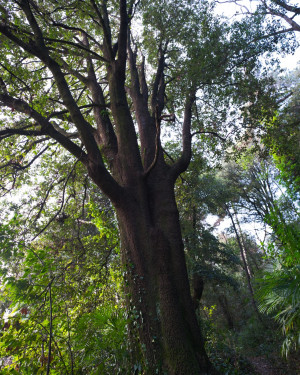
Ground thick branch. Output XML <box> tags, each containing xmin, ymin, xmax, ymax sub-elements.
<box><xmin>262</xmin><ymin>0</ymin><xmax>300</xmax><ymax>31</ymax></box>
<box><xmin>144</xmin><ymin>106</ymin><xmax>161</xmax><ymax>176</ymax></box>
<box><xmin>90</xmin><ymin>0</ymin><xmax>114</xmax><ymax>60</ymax></box>
<box><xmin>170</xmin><ymin>90</ymin><xmax>196</xmax><ymax>181</ymax></box>
<box><xmin>269</xmin><ymin>0</ymin><xmax>300</xmax><ymax>14</ymax></box>
<box><xmin>151</xmin><ymin>45</ymin><xmax>167</xmax><ymax>117</ymax></box>
<box><xmin>118</xmin><ymin>0</ymin><xmax>129</xmax><ymax>70</ymax></box>
<box><xmin>1</xmin><ymin>3</ymin><xmax>129</xmax><ymax>203</ymax></box>
<box><xmin>0</xmin><ymin>23</ymin><xmax>99</xmax><ymax>161</ymax></box>
<box><xmin>83</xmin><ymin>33</ymin><xmax>118</xmax><ymax>159</ymax></box>
<box><xmin>139</xmin><ymin>56</ymin><xmax>149</xmax><ymax>101</ymax></box>
<box><xmin>19</xmin><ymin>0</ymin><xmax>46</xmax><ymax>49</ymax></box>
<box><xmin>0</xmin><ymin>93</ymin><xmax>86</xmax><ymax>161</ymax></box>
<box><xmin>127</xmin><ymin>34</ymin><xmax>155</xmax><ymax>168</ymax></box>
<box><xmin>0</xmin><ymin>92</ymin><xmax>123</xmax><ymax>203</ymax></box>
<box><xmin>1</xmin><ymin>8</ymin><xmax>105</xmax><ymax>162</ymax></box>
<box><xmin>0</xmin><ymin>127</ymin><xmax>43</xmax><ymax>138</ymax></box>
<box><xmin>0</xmin><ymin>23</ymin><xmax>39</xmax><ymax>56</ymax></box>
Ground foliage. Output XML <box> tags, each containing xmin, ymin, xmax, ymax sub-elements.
<box><xmin>176</xmin><ymin>163</ymin><xmax>242</xmax><ymax>306</ymax></box>
<box><xmin>263</xmin><ymin>69</ymin><xmax>300</xmax><ymax>195</ymax></box>
<box><xmin>257</xmin><ymin>264</ymin><xmax>300</xmax><ymax>356</ymax></box>
<box><xmin>0</xmin><ymin>194</ymin><xmax>131</xmax><ymax>374</ymax></box>
<box><xmin>203</xmin><ymin>305</ymin><xmax>259</xmax><ymax>375</ymax></box>
<box><xmin>220</xmin><ymin>150</ymin><xmax>300</xmax><ymax>356</ymax></box>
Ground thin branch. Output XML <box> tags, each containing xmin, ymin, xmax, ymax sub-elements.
<box><xmin>46</xmin><ymin>283</ymin><xmax>53</xmax><ymax>375</ymax></box>
<box><xmin>36</xmin><ymin>317</ymin><xmax>69</xmax><ymax>374</ymax></box>
<box><xmin>276</xmin><ymin>91</ymin><xmax>293</xmax><ymax>104</ymax></box>
<box><xmin>226</xmin><ymin>203</ymin><xmax>264</xmax><ymax>323</ymax></box>
<box><xmin>8</xmin><ymin>145</ymin><xmax>49</xmax><ymax>172</ymax></box>
<box><xmin>33</xmin><ymin>177</ymin><xmax>64</xmax><ymax>223</ymax></box>
<box><xmin>44</xmin><ymin>37</ymin><xmax>108</xmax><ymax>62</ymax></box>
<box><xmin>47</xmin><ymin>104</ymin><xmax>110</xmax><ymax>120</ymax></box>
<box><xmin>0</xmin><ymin>63</ymin><xmax>32</xmax><ymax>94</ymax></box>
<box><xmin>191</xmin><ymin>130</ymin><xmax>226</xmax><ymax>142</ymax></box>
<box><xmin>65</xmin><ymin>305</ymin><xmax>74</xmax><ymax>375</ymax></box>
<box><xmin>50</xmin><ymin>21</ymin><xmax>104</xmax><ymax>50</ymax></box>
<box><xmin>162</xmin><ymin>148</ymin><xmax>175</xmax><ymax>163</ymax></box>
<box><xmin>89</xmin><ymin>0</ymin><xmax>113</xmax><ymax>60</ymax></box>
<box><xmin>31</xmin><ymin>160</ymin><xmax>80</xmax><ymax>242</ymax></box>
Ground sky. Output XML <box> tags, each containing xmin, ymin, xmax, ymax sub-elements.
<box><xmin>280</xmin><ymin>48</ymin><xmax>300</xmax><ymax>70</ymax></box>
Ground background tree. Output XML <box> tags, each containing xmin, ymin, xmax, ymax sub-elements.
<box><xmin>218</xmin><ymin>150</ymin><xmax>300</xmax><ymax>357</ymax></box>
<box><xmin>263</xmin><ymin>68</ymin><xmax>300</xmax><ymax>195</ymax></box>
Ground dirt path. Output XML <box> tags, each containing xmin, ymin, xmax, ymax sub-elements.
<box><xmin>249</xmin><ymin>356</ymin><xmax>299</xmax><ymax>375</ymax></box>
<box><xmin>250</xmin><ymin>357</ymin><xmax>280</xmax><ymax>375</ymax></box>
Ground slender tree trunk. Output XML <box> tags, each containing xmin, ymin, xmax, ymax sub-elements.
<box><xmin>233</xmin><ymin>206</ymin><xmax>254</xmax><ymax>277</ymax></box>
<box><xmin>226</xmin><ymin>204</ymin><xmax>263</xmax><ymax>323</ymax></box>
<box><xmin>114</xmin><ymin>176</ymin><xmax>215</xmax><ymax>374</ymax></box>
<box><xmin>217</xmin><ymin>294</ymin><xmax>234</xmax><ymax>330</ymax></box>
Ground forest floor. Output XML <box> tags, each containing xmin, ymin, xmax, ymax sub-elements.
<box><xmin>249</xmin><ymin>354</ymin><xmax>300</xmax><ymax>375</ymax></box>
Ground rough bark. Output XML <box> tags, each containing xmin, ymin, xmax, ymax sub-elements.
<box><xmin>114</xmin><ymin>174</ymin><xmax>214</xmax><ymax>374</ymax></box>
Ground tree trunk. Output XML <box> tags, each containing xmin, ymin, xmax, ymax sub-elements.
<box><xmin>226</xmin><ymin>204</ymin><xmax>263</xmax><ymax>324</ymax></box>
<box><xmin>217</xmin><ymin>294</ymin><xmax>234</xmax><ymax>330</ymax></box>
<box><xmin>114</xmin><ymin>174</ymin><xmax>215</xmax><ymax>374</ymax></box>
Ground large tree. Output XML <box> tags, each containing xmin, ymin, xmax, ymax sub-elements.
<box><xmin>0</xmin><ymin>0</ymin><xmax>284</xmax><ymax>373</ymax></box>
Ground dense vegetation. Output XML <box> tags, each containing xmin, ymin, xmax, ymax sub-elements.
<box><xmin>0</xmin><ymin>0</ymin><xmax>299</xmax><ymax>374</ymax></box>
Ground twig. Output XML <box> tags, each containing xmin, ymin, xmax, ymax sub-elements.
<box><xmin>191</xmin><ymin>130</ymin><xmax>226</xmax><ymax>142</ymax></box>
<box><xmin>46</xmin><ymin>284</ymin><xmax>53</xmax><ymax>375</ymax></box>
<box><xmin>31</xmin><ymin>159</ymin><xmax>80</xmax><ymax>242</ymax></box>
